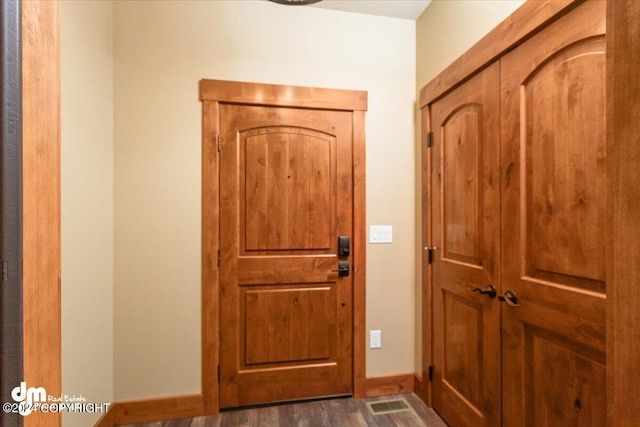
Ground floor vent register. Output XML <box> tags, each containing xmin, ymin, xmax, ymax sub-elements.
<box><xmin>367</xmin><ymin>398</ymin><xmax>411</xmax><ymax>415</ymax></box>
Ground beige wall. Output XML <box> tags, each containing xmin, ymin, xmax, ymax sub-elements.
<box><xmin>414</xmin><ymin>0</ymin><xmax>526</xmax><ymax>373</ymax></box>
<box><xmin>416</xmin><ymin>0</ymin><xmax>526</xmax><ymax>87</ymax></box>
<box><xmin>113</xmin><ymin>0</ymin><xmax>416</xmax><ymax>399</ymax></box>
<box><xmin>60</xmin><ymin>0</ymin><xmax>525</xmax><ymax>406</ymax></box>
<box><xmin>61</xmin><ymin>1</ymin><xmax>114</xmax><ymax>425</ymax></box>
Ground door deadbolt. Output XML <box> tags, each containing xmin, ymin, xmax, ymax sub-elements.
<box><xmin>338</xmin><ymin>236</ymin><xmax>350</xmax><ymax>256</ymax></box>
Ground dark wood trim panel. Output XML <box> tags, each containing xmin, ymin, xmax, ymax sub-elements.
<box><xmin>1</xmin><ymin>1</ymin><xmax>23</xmax><ymax>426</ymax></box>
<box><xmin>111</xmin><ymin>394</ymin><xmax>203</xmax><ymax>426</ymax></box>
<box><xmin>419</xmin><ymin>0</ymin><xmax>582</xmax><ymax>107</ymax></box>
<box><xmin>22</xmin><ymin>1</ymin><xmax>62</xmax><ymax>426</ymax></box>
<box><xmin>201</xmin><ymin>100</ymin><xmax>220</xmax><ymax>415</ymax></box>
<box><xmin>606</xmin><ymin>1</ymin><xmax>640</xmax><ymax>424</ymax></box>
<box><xmin>352</xmin><ymin>110</ymin><xmax>367</xmax><ymax>399</ymax></box>
<box><xmin>200</xmin><ymin>79</ymin><xmax>367</xmax><ymax>112</ymax></box>
<box><xmin>366</xmin><ymin>374</ymin><xmax>414</xmax><ymax>398</ymax></box>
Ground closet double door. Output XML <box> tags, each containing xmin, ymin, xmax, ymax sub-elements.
<box><xmin>428</xmin><ymin>1</ymin><xmax>606</xmax><ymax>426</ymax></box>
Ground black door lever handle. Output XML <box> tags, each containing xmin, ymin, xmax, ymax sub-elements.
<box><xmin>498</xmin><ymin>290</ymin><xmax>520</xmax><ymax>307</ymax></box>
<box><xmin>331</xmin><ymin>261</ymin><xmax>349</xmax><ymax>277</ymax></box>
<box><xmin>471</xmin><ymin>284</ymin><xmax>497</xmax><ymax>298</ymax></box>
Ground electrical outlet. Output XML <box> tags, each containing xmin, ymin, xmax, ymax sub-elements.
<box><xmin>370</xmin><ymin>330</ymin><xmax>381</xmax><ymax>349</ymax></box>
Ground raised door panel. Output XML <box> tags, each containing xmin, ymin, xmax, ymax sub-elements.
<box><xmin>522</xmin><ymin>36</ymin><xmax>606</xmax><ymax>292</ymax></box>
<box><xmin>241</xmin><ymin>128</ymin><xmax>334</xmax><ymax>253</ymax></box>
<box><xmin>244</xmin><ymin>286</ymin><xmax>334</xmax><ymax>364</ymax></box>
<box><xmin>430</xmin><ymin>61</ymin><xmax>501</xmax><ymax>427</ymax></box>
<box><xmin>500</xmin><ymin>1</ymin><xmax>606</xmax><ymax>425</ymax></box>
<box><xmin>443</xmin><ymin>104</ymin><xmax>482</xmax><ymax>265</ymax></box>
<box><xmin>219</xmin><ymin>104</ymin><xmax>353</xmax><ymax>408</ymax></box>
<box><xmin>525</xmin><ymin>326</ymin><xmax>606</xmax><ymax>426</ymax></box>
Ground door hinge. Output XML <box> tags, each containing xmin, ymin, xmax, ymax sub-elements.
<box><xmin>2</xmin><ymin>261</ymin><xmax>8</xmax><ymax>281</ymax></box>
<box><xmin>217</xmin><ymin>250</ymin><xmax>221</xmax><ymax>267</ymax></box>
<box><xmin>428</xmin><ymin>365</ymin><xmax>434</xmax><ymax>381</ymax></box>
<box><xmin>426</xmin><ymin>131</ymin><xmax>434</xmax><ymax>148</ymax></box>
<box><xmin>217</xmin><ymin>365</ymin><xmax>220</xmax><ymax>382</ymax></box>
<box><xmin>217</xmin><ymin>134</ymin><xmax>221</xmax><ymax>152</ymax></box>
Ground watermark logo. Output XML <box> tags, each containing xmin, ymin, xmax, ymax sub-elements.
<box><xmin>10</xmin><ymin>382</ymin><xmax>46</xmax><ymax>416</ymax></box>
<box><xmin>3</xmin><ymin>382</ymin><xmax>111</xmax><ymax>416</ymax></box>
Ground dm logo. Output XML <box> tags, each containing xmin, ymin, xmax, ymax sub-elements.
<box><xmin>11</xmin><ymin>382</ymin><xmax>46</xmax><ymax>416</ymax></box>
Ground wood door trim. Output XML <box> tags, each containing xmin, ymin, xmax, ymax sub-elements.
<box><xmin>22</xmin><ymin>2</ymin><xmax>62</xmax><ymax>426</ymax></box>
<box><xmin>201</xmin><ymin>80</ymin><xmax>367</xmax><ymax>412</ymax></box>
<box><xmin>420</xmin><ymin>106</ymin><xmax>433</xmax><ymax>407</ymax></box>
<box><xmin>201</xmin><ymin>100</ymin><xmax>220</xmax><ymax>414</ymax></box>
<box><xmin>413</xmin><ymin>374</ymin><xmax>427</xmax><ymax>403</ymax></box>
<box><xmin>419</xmin><ymin>0</ymin><xmax>583</xmax><ymax>107</ymax></box>
<box><xmin>352</xmin><ymin>110</ymin><xmax>367</xmax><ymax>399</ymax></box>
<box><xmin>200</xmin><ymin>79</ymin><xmax>367</xmax><ymax>112</ymax></box>
<box><xmin>91</xmin><ymin>394</ymin><xmax>205</xmax><ymax>426</ymax></box>
<box><xmin>365</xmin><ymin>374</ymin><xmax>414</xmax><ymax>397</ymax></box>
<box><xmin>111</xmin><ymin>394</ymin><xmax>204</xmax><ymax>426</ymax></box>
<box><xmin>93</xmin><ymin>408</ymin><xmax>115</xmax><ymax>427</ymax></box>
<box><xmin>606</xmin><ymin>1</ymin><xmax>640</xmax><ymax>424</ymax></box>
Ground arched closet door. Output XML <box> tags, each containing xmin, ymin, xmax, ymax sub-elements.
<box><xmin>425</xmin><ymin>1</ymin><xmax>606</xmax><ymax>425</ymax></box>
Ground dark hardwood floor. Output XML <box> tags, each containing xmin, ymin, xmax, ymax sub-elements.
<box><xmin>121</xmin><ymin>394</ymin><xmax>447</xmax><ymax>427</ymax></box>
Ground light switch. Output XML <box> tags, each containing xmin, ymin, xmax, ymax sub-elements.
<box><xmin>369</xmin><ymin>225</ymin><xmax>392</xmax><ymax>243</ymax></box>
<box><xmin>370</xmin><ymin>330</ymin><xmax>381</xmax><ymax>349</ymax></box>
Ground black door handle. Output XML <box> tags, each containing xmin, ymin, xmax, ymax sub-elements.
<box><xmin>332</xmin><ymin>261</ymin><xmax>349</xmax><ymax>277</ymax></box>
<box><xmin>472</xmin><ymin>284</ymin><xmax>497</xmax><ymax>299</ymax></box>
<box><xmin>498</xmin><ymin>290</ymin><xmax>520</xmax><ymax>307</ymax></box>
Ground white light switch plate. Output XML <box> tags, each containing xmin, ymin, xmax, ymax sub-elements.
<box><xmin>370</xmin><ymin>330</ymin><xmax>381</xmax><ymax>349</ymax></box>
<box><xmin>369</xmin><ymin>225</ymin><xmax>392</xmax><ymax>243</ymax></box>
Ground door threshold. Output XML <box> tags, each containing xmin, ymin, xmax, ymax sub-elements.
<box><xmin>221</xmin><ymin>394</ymin><xmax>353</xmax><ymax>412</ymax></box>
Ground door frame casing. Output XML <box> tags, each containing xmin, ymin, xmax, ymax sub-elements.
<box><xmin>21</xmin><ymin>2</ymin><xmax>62</xmax><ymax>426</ymax></box>
<box><xmin>199</xmin><ymin>79</ymin><xmax>368</xmax><ymax>414</ymax></box>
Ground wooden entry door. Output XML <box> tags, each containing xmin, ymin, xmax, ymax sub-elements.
<box><xmin>500</xmin><ymin>1</ymin><xmax>606</xmax><ymax>425</ymax></box>
<box><xmin>429</xmin><ymin>61</ymin><xmax>501</xmax><ymax>426</ymax></box>
<box><xmin>218</xmin><ymin>103</ymin><xmax>354</xmax><ymax>408</ymax></box>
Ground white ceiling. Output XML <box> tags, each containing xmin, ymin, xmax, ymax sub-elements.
<box><xmin>309</xmin><ymin>0</ymin><xmax>432</xmax><ymax>21</ymax></box>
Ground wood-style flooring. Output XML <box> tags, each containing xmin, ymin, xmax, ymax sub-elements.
<box><xmin>121</xmin><ymin>394</ymin><xmax>447</xmax><ymax>427</ymax></box>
